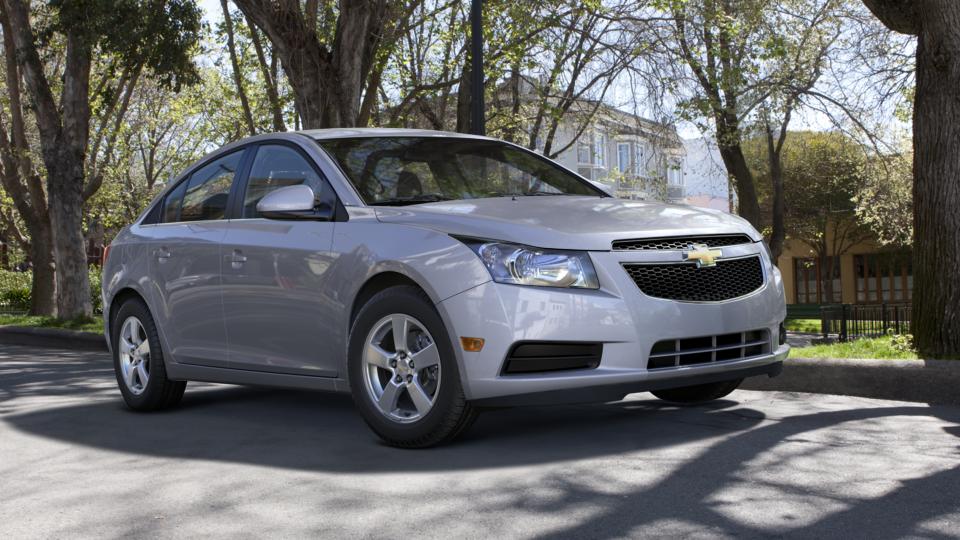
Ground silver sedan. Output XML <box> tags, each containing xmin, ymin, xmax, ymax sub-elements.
<box><xmin>102</xmin><ymin>129</ymin><xmax>788</xmax><ymax>447</ymax></box>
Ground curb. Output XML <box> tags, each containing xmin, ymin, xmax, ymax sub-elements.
<box><xmin>741</xmin><ymin>357</ymin><xmax>960</xmax><ymax>406</ymax></box>
<box><xmin>0</xmin><ymin>326</ymin><xmax>107</xmax><ymax>351</ymax></box>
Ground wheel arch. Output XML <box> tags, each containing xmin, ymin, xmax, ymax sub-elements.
<box><xmin>349</xmin><ymin>271</ymin><xmax>429</xmax><ymax>328</ymax></box>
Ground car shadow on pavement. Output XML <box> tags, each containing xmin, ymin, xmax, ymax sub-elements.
<box><xmin>3</xmin><ymin>380</ymin><xmax>769</xmax><ymax>471</ymax></box>
<box><xmin>4</xmin><ymin>346</ymin><xmax>960</xmax><ymax>537</ymax></box>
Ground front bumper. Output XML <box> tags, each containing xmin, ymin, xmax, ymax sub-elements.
<box><xmin>435</xmin><ymin>243</ymin><xmax>788</xmax><ymax>403</ymax></box>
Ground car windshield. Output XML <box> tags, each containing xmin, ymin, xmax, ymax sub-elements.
<box><xmin>317</xmin><ymin>136</ymin><xmax>605</xmax><ymax>206</ymax></box>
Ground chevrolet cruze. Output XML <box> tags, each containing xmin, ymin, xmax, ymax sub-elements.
<box><xmin>102</xmin><ymin>128</ymin><xmax>789</xmax><ymax>447</ymax></box>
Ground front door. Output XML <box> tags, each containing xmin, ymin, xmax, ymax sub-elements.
<box><xmin>220</xmin><ymin>143</ymin><xmax>339</xmax><ymax>377</ymax></box>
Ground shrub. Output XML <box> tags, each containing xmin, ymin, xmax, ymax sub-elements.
<box><xmin>0</xmin><ymin>268</ymin><xmax>104</xmax><ymax>314</ymax></box>
<box><xmin>889</xmin><ymin>333</ymin><xmax>916</xmax><ymax>355</ymax></box>
<box><xmin>0</xmin><ymin>270</ymin><xmax>32</xmax><ymax>311</ymax></box>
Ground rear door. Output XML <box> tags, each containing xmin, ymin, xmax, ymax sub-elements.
<box><xmin>220</xmin><ymin>142</ymin><xmax>340</xmax><ymax>376</ymax></box>
<box><xmin>145</xmin><ymin>149</ymin><xmax>247</xmax><ymax>367</ymax></box>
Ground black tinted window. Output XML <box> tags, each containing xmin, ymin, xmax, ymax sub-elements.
<box><xmin>180</xmin><ymin>151</ymin><xmax>242</xmax><ymax>222</ymax></box>
<box><xmin>242</xmin><ymin>145</ymin><xmax>325</xmax><ymax>218</ymax></box>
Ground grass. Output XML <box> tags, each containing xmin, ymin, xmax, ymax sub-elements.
<box><xmin>784</xmin><ymin>318</ymin><xmax>821</xmax><ymax>333</ymax></box>
<box><xmin>0</xmin><ymin>314</ymin><xmax>104</xmax><ymax>334</ymax></box>
<box><xmin>792</xmin><ymin>335</ymin><xmax>918</xmax><ymax>360</ymax></box>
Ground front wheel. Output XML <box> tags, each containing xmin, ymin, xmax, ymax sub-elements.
<box><xmin>651</xmin><ymin>378</ymin><xmax>743</xmax><ymax>404</ymax></box>
<box><xmin>348</xmin><ymin>286</ymin><xmax>477</xmax><ymax>448</ymax></box>
<box><xmin>112</xmin><ymin>297</ymin><xmax>186</xmax><ymax>411</ymax></box>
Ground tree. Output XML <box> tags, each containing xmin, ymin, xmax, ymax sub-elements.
<box><xmin>233</xmin><ymin>0</ymin><xmax>396</xmax><ymax>129</ymax></box>
<box><xmin>854</xmin><ymin>146</ymin><xmax>912</xmax><ymax>247</ymax></box>
<box><xmin>861</xmin><ymin>0</ymin><xmax>960</xmax><ymax>358</ymax></box>
<box><xmin>1</xmin><ymin>0</ymin><xmax>201</xmax><ymax>318</ymax></box>
<box><xmin>747</xmin><ymin>131</ymin><xmax>873</xmax><ymax>300</ymax></box>
<box><xmin>0</xmin><ymin>4</ymin><xmax>56</xmax><ymax>314</ymax></box>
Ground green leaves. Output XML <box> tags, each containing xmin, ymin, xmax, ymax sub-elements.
<box><xmin>50</xmin><ymin>0</ymin><xmax>203</xmax><ymax>90</ymax></box>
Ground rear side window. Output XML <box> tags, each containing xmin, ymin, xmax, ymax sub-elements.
<box><xmin>241</xmin><ymin>145</ymin><xmax>326</xmax><ymax>218</ymax></box>
<box><xmin>171</xmin><ymin>151</ymin><xmax>243</xmax><ymax>222</ymax></box>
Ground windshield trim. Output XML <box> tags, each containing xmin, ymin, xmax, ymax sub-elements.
<box><xmin>313</xmin><ymin>135</ymin><xmax>610</xmax><ymax>207</ymax></box>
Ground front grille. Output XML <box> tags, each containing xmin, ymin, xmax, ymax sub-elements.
<box><xmin>502</xmin><ymin>342</ymin><xmax>602</xmax><ymax>374</ymax></box>
<box><xmin>623</xmin><ymin>256</ymin><xmax>763</xmax><ymax>302</ymax></box>
<box><xmin>612</xmin><ymin>234</ymin><xmax>753</xmax><ymax>251</ymax></box>
<box><xmin>648</xmin><ymin>329</ymin><xmax>770</xmax><ymax>370</ymax></box>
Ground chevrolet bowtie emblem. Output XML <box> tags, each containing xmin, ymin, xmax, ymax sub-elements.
<box><xmin>684</xmin><ymin>243</ymin><xmax>722</xmax><ymax>268</ymax></box>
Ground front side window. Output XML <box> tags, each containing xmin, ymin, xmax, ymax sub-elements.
<box><xmin>242</xmin><ymin>145</ymin><xmax>327</xmax><ymax>218</ymax></box>
<box><xmin>176</xmin><ymin>151</ymin><xmax>243</xmax><ymax>222</ymax></box>
<box><xmin>319</xmin><ymin>137</ymin><xmax>604</xmax><ymax>206</ymax></box>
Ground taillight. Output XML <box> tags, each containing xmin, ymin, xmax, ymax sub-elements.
<box><xmin>102</xmin><ymin>244</ymin><xmax>112</xmax><ymax>267</ymax></box>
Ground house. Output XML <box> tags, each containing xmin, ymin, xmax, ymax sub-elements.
<box><xmin>777</xmin><ymin>237</ymin><xmax>913</xmax><ymax>307</ymax></box>
<box><xmin>397</xmin><ymin>78</ymin><xmax>687</xmax><ymax>203</ymax></box>
<box><xmin>534</xmin><ymin>102</ymin><xmax>687</xmax><ymax>204</ymax></box>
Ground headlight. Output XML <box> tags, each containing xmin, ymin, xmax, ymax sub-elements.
<box><xmin>460</xmin><ymin>239</ymin><xmax>599</xmax><ymax>289</ymax></box>
<box><xmin>760</xmin><ymin>240</ymin><xmax>773</xmax><ymax>261</ymax></box>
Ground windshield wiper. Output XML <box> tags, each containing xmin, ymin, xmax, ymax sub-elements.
<box><xmin>370</xmin><ymin>194</ymin><xmax>456</xmax><ymax>206</ymax></box>
<box><xmin>521</xmin><ymin>191</ymin><xmax>571</xmax><ymax>196</ymax></box>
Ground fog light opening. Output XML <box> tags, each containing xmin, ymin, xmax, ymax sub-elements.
<box><xmin>460</xmin><ymin>337</ymin><xmax>485</xmax><ymax>352</ymax></box>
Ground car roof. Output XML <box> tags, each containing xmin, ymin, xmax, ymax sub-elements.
<box><xmin>298</xmin><ymin>127</ymin><xmax>494</xmax><ymax>142</ymax></box>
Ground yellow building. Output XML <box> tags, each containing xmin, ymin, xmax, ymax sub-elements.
<box><xmin>777</xmin><ymin>236</ymin><xmax>913</xmax><ymax>306</ymax></box>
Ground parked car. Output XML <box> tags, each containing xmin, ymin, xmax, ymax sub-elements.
<box><xmin>102</xmin><ymin>129</ymin><xmax>789</xmax><ymax>447</ymax></box>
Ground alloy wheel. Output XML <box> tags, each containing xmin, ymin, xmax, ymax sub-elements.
<box><xmin>362</xmin><ymin>314</ymin><xmax>442</xmax><ymax>423</ymax></box>
<box><xmin>118</xmin><ymin>316</ymin><xmax>151</xmax><ymax>395</ymax></box>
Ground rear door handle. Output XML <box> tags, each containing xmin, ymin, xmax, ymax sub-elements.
<box><xmin>230</xmin><ymin>249</ymin><xmax>247</xmax><ymax>269</ymax></box>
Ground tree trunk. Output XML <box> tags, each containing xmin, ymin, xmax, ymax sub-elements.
<box><xmin>47</xmin><ymin>154</ymin><xmax>92</xmax><ymax>319</ymax></box>
<box><xmin>455</xmin><ymin>57</ymin><xmax>472</xmax><ymax>133</ymax></box>
<box><xmin>910</xmin><ymin>1</ymin><xmax>960</xmax><ymax>358</ymax></box>
<box><xmin>28</xmin><ymin>225</ymin><xmax>57</xmax><ymax>316</ymax></box>
<box><xmin>766</xmin><ymin>128</ymin><xmax>786</xmax><ymax>265</ymax></box>
<box><xmin>716</xmin><ymin>142</ymin><xmax>762</xmax><ymax>229</ymax></box>
<box><xmin>246</xmin><ymin>14</ymin><xmax>285</xmax><ymax>131</ymax></box>
<box><xmin>221</xmin><ymin>0</ymin><xmax>256</xmax><ymax>135</ymax></box>
<box><xmin>234</xmin><ymin>0</ymin><xmax>386</xmax><ymax>129</ymax></box>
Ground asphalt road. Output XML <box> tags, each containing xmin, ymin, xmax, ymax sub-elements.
<box><xmin>2</xmin><ymin>344</ymin><xmax>959</xmax><ymax>539</ymax></box>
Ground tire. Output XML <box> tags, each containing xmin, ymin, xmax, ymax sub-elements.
<box><xmin>651</xmin><ymin>378</ymin><xmax>743</xmax><ymax>404</ymax></box>
<box><xmin>112</xmin><ymin>297</ymin><xmax>186</xmax><ymax>411</ymax></box>
<box><xmin>348</xmin><ymin>285</ymin><xmax>478</xmax><ymax>448</ymax></box>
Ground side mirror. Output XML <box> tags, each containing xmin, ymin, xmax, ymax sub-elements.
<box><xmin>256</xmin><ymin>185</ymin><xmax>333</xmax><ymax>220</ymax></box>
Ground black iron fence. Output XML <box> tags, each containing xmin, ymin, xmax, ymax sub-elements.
<box><xmin>820</xmin><ymin>303</ymin><xmax>912</xmax><ymax>341</ymax></box>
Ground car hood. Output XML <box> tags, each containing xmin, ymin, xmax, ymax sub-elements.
<box><xmin>374</xmin><ymin>196</ymin><xmax>760</xmax><ymax>251</ymax></box>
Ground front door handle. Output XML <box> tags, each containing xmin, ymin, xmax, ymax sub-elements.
<box><xmin>156</xmin><ymin>247</ymin><xmax>171</xmax><ymax>261</ymax></box>
<box><xmin>230</xmin><ymin>249</ymin><xmax>247</xmax><ymax>269</ymax></box>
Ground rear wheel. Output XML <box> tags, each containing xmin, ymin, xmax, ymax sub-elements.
<box><xmin>348</xmin><ymin>286</ymin><xmax>477</xmax><ymax>448</ymax></box>
<box><xmin>651</xmin><ymin>378</ymin><xmax>743</xmax><ymax>404</ymax></box>
<box><xmin>112</xmin><ymin>297</ymin><xmax>186</xmax><ymax>411</ymax></box>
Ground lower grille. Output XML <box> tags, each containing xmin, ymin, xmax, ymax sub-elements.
<box><xmin>622</xmin><ymin>256</ymin><xmax>764</xmax><ymax>302</ymax></box>
<box><xmin>502</xmin><ymin>342</ymin><xmax>602</xmax><ymax>374</ymax></box>
<box><xmin>648</xmin><ymin>329</ymin><xmax>770</xmax><ymax>370</ymax></box>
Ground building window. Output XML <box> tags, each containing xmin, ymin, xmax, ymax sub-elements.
<box><xmin>854</xmin><ymin>253</ymin><xmax>912</xmax><ymax>303</ymax></box>
<box><xmin>794</xmin><ymin>257</ymin><xmax>841</xmax><ymax>304</ymax></box>
<box><xmin>667</xmin><ymin>160</ymin><xmax>683</xmax><ymax>185</ymax></box>
<box><xmin>577</xmin><ymin>140</ymin><xmax>591</xmax><ymax>165</ymax></box>
<box><xmin>634</xmin><ymin>143</ymin><xmax>647</xmax><ymax>176</ymax></box>
<box><xmin>593</xmin><ymin>132</ymin><xmax>606</xmax><ymax>168</ymax></box>
<box><xmin>617</xmin><ymin>143</ymin><xmax>631</xmax><ymax>173</ymax></box>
